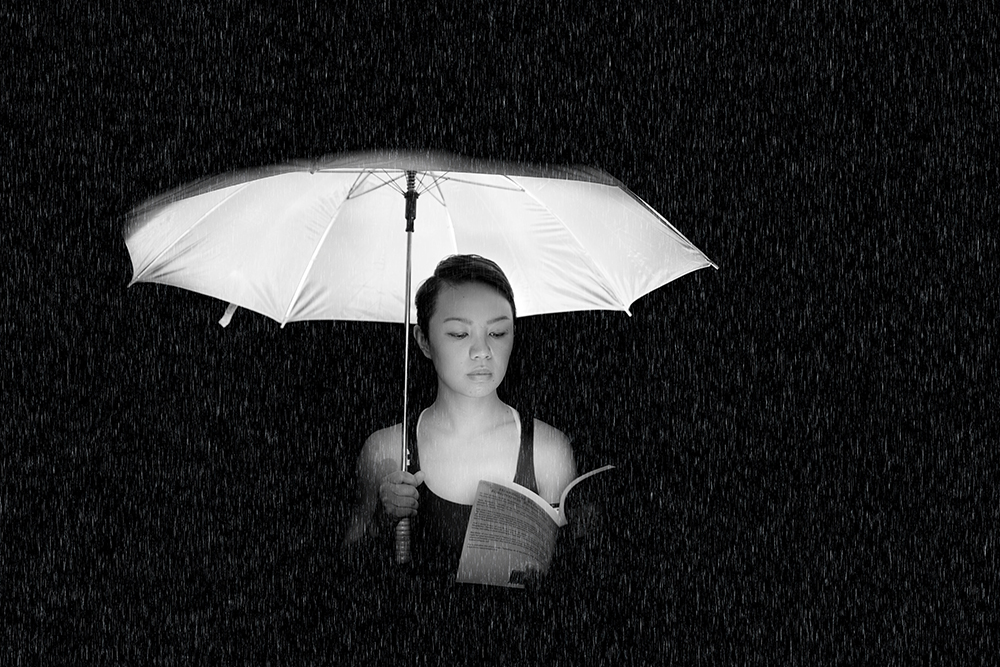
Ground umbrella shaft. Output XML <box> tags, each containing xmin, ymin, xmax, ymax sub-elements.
<box><xmin>396</xmin><ymin>187</ymin><xmax>416</xmax><ymax>566</ymax></box>
<box><xmin>402</xmin><ymin>229</ymin><xmax>413</xmax><ymax>470</ymax></box>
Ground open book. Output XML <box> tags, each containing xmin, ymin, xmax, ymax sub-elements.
<box><xmin>454</xmin><ymin>465</ymin><xmax>615</xmax><ymax>588</ymax></box>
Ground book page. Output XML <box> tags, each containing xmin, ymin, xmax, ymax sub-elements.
<box><xmin>455</xmin><ymin>481</ymin><xmax>560</xmax><ymax>588</ymax></box>
<box><xmin>557</xmin><ymin>464</ymin><xmax>616</xmax><ymax>522</ymax></box>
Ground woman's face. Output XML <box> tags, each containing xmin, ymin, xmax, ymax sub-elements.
<box><xmin>416</xmin><ymin>281</ymin><xmax>515</xmax><ymax>400</ymax></box>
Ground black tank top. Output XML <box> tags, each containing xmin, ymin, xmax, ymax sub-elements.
<box><xmin>406</xmin><ymin>407</ymin><xmax>538</xmax><ymax>575</ymax></box>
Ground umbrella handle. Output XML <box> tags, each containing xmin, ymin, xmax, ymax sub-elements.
<box><xmin>394</xmin><ymin>518</ymin><xmax>412</xmax><ymax>564</ymax></box>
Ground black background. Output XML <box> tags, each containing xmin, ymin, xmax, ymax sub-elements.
<box><xmin>4</xmin><ymin>1</ymin><xmax>997</xmax><ymax>663</ymax></box>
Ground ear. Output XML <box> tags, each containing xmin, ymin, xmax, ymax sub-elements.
<box><xmin>414</xmin><ymin>325</ymin><xmax>432</xmax><ymax>359</ymax></box>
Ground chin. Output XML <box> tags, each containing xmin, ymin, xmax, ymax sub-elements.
<box><xmin>464</xmin><ymin>381</ymin><xmax>501</xmax><ymax>398</ymax></box>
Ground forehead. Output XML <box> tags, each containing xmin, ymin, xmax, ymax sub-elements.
<box><xmin>432</xmin><ymin>282</ymin><xmax>513</xmax><ymax>320</ymax></box>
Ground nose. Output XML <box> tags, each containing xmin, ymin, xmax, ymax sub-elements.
<box><xmin>470</xmin><ymin>335</ymin><xmax>492</xmax><ymax>359</ymax></box>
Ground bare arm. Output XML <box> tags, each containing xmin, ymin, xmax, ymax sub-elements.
<box><xmin>533</xmin><ymin>422</ymin><xmax>606</xmax><ymax>549</ymax></box>
<box><xmin>343</xmin><ymin>427</ymin><xmax>398</xmax><ymax>546</ymax></box>
<box><xmin>342</xmin><ymin>425</ymin><xmax>424</xmax><ymax>547</ymax></box>
<box><xmin>532</xmin><ymin>420</ymin><xmax>578</xmax><ymax>505</ymax></box>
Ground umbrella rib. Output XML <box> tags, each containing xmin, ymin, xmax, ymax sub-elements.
<box><xmin>418</xmin><ymin>172</ymin><xmax>449</xmax><ymax>207</ymax></box>
<box><xmin>373</xmin><ymin>169</ymin><xmax>408</xmax><ymax>194</ymax></box>
<box><xmin>345</xmin><ymin>170</ymin><xmax>405</xmax><ymax>199</ymax></box>
<box><xmin>345</xmin><ymin>170</ymin><xmax>369</xmax><ymax>198</ymax></box>
<box><xmin>513</xmin><ymin>178</ymin><xmax>633</xmax><ymax>313</ymax></box>
<box><xmin>415</xmin><ymin>171</ymin><xmax>450</xmax><ymax>193</ymax></box>
<box><xmin>314</xmin><ymin>168</ymin><xmax>409</xmax><ymax>197</ymax></box>
<box><xmin>280</xmin><ymin>197</ymin><xmax>346</xmax><ymax>325</ymax></box>
<box><xmin>432</xmin><ymin>174</ymin><xmax>525</xmax><ymax>192</ymax></box>
<box><xmin>405</xmin><ymin>172</ymin><xmax>523</xmax><ymax>209</ymax></box>
<box><xmin>131</xmin><ymin>182</ymin><xmax>252</xmax><ymax>284</ymax></box>
<box><xmin>622</xmin><ymin>185</ymin><xmax>720</xmax><ymax>270</ymax></box>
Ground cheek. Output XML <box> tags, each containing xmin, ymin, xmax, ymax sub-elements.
<box><xmin>496</xmin><ymin>338</ymin><xmax>515</xmax><ymax>364</ymax></box>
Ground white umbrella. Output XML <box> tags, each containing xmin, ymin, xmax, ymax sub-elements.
<box><xmin>125</xmin><ymin>150</ymin><xmax>718</xmax><ymax>562</ymax></box>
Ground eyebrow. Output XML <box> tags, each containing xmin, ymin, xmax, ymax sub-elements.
<box><xmin>442</xmin><ymin>316</ymin><xmax>512</xmax><ymax>325</ymax></box>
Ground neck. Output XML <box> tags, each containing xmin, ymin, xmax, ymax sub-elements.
<box><xmin>425</xmin><ymin>387</ymin><xmax>508</xmax><ymax>434</ymax></box>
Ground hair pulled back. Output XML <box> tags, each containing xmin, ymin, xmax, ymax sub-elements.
<box><xmin>414</xmin><ymin>254</ymin><xmax>516</xmax><ymax>336</ymax></box>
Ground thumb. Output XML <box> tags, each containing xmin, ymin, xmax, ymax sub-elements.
<box><xmin>414</xmin><ymin>470</ymin><xmax>426</xmax><ymax>486</ymax></box>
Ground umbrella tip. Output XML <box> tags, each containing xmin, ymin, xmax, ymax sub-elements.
<box><xmin>219</xmin><ymin>303</ymin><xmax>238</xmax><ymax>327</ymax></box>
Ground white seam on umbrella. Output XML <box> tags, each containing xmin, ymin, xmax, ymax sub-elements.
<box><xmin>280</xmin><ymin>188</ymin><xmax>348</xmax><ymax>326</ymax></box>
<box><xmin>623</xmin><ymin>185</ymin><xmax>719</xmax><ymax>270</ymax></box>
<box><xmin>509</xmin><ymin>176</ymin><xmax>631</xmax><ymax>313</ymax></box>
<box><xmin>131</xmin><ymin>182</ymin><xmax>252</xmax><ymax>285</ymax></box>
<box><xmin>440</xmin><ymin>180</ymin><xmax>459</xmax><ymax>257</ymax></box>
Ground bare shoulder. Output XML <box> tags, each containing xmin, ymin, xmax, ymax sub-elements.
<box><xmin>361</xmin><ymin>424</ymin><xmax>403</xmax><ymax>458</ymax></box>
<box><xmin>531</xmin><ymin>419</ymin><xmax>578</xmax><ymax>504</ymax></box>
<box><xmin>532</xmin><ymin>420</ymin><xmax>573</xmax><ymax>457</ymax></box>
<box><xmin>357</xmin><ymin>424</ymin><xmax>405</xmax><ymax>481</ymax></box>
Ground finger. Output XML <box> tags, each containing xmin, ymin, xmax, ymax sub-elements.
<box><xmin>389</xmin><ymin>494</ymin><xmax>419</xmax><ymax>509</ymax></box>
<box><xmin>380</xmin><ymin>488</ymin><xmax>420</xmax><ymax>509</ymax></box>
<box><xmin>382</xmin><ymin>471</ymin><xmax>406</xmax><ymax>485</ymax></box>
<box><xmin>382</xmin><ymin>496</ymin><xmax>419</xmax><ymax>518</ymax></box>
<box><xmin>381</xmin><ymin>482</ymin><xmax>420</xmax><ymax>501</ymax></box>
<box><xmin>396</xmin><ymin>471</ymin><xmax>423</xmax><ymax>487</ymax></box>
<box><xmin>383</xmin><ymin>471</ymin><xmax>422</xmax><ymax>488</ymax></box>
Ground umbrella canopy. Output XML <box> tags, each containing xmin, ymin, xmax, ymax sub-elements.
<box><xmin>126</xmin><ymin>151</ymin><xmax>716</xmax><ymax>325</ymax></box>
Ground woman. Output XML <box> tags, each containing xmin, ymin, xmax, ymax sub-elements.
<box><xmin>343</xmin><ymin>254</ymin><xmax>578</xmax><ymax>574</ymax></box>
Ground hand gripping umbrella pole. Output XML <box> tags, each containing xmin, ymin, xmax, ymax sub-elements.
<box><xmin>395</xmin><ymin>171</ymin><xmax>419</xmax><ymax>565</ymax></box>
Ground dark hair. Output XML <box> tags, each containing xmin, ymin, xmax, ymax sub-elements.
<box><xmin>415</xmin><ymin>254</ymin><xmax>516</xmax><ymax>335</ymax></box>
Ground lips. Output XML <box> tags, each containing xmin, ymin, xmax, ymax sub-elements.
<box><xmin>467</xmin><ymin>368</ymin><xmax>493</xmax><ymax>377</ymax></box>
